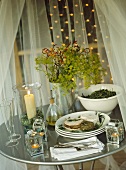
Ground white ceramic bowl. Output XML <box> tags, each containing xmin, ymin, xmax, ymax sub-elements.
<box><xmin>78</xmin><ymin>84</ymin><xmax>123</xmax><ymax>113</ymax></box>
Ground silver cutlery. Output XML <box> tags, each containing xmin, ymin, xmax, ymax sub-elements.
<box><xmin>54</xmin><ymin>141</ymin><xmax>97</xmax><ymax>150</ymax></box>
<box><xmin>54</xmin><ymin>145</ymin><xmax>99</xmax><ymax>151</ymax></box>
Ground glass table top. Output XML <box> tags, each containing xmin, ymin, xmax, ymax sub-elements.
<box><xmin>0</xmin><ymin>105</ymin><xmax>126</xmax><ymax>165</ymax></box>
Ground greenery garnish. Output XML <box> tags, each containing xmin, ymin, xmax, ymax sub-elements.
<box><xmin>82</xmin><ymin>89</ymin><xmax>116</xmax><ymax>99</ymax></box>
<box><xmin>58</xmin><ymin>124</ymin><xmax>66</xmax><ymax>130</ymax></box>
<box><xmin>58</xmin><ymin>113</ymin><xmax>105</xmax><ymax>133</ymax></box>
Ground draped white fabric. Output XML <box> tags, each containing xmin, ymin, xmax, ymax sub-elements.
<box><xmin>94</xmin><ymin>1</ymin><xmax>126</xmax><ymax>169</ymax></box>
<box><xmin>100</xmin><ymin>155</ymin><xmax>120</xmax><ymax>170</ymax></box>
<box><xmin>0</xmin><ymin>155</ymin><xmax>27</xmax><ymax>170</ymax></box>
<box><xmin>0</xmin><ymin>0</ymin><xmax>27</xmax><ymax>169</ymax></box>
<box><xmin>0</xmin><ymin>0</ymin><xmax>24</xmax><ymax>101</ymax></box>
<box><xmin>94</xmin><ymin>0</ymin><xmax>126</xmax><ymax>129</ymax></box>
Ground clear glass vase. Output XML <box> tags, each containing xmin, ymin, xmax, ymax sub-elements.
<box><xmin>50</xmin><ymin>82</ymin><xmax>74</xmax><ymax>115</ymax></box>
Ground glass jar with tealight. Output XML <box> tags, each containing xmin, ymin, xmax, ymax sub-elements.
<box><xmin>105</xmin><ymin>119</ymin><xmax>124</xmax><ymax>144</ymax></box>
<box><xmin>25</xmin><ymin>130</ymin><xmax>44</xmax><ymax>156</ymax></box>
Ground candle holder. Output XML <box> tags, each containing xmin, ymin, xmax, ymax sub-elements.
<box><xmin>33</xmin><ymin>118</ymin><xmax>47</xmax><ymax>142</ymax></box>
<box><xmin>25</xmin><ymin>130</ymin><xmax>44</xmax><ymax>156</ymax></box>
<box><xmin>13</xmin><ymin>82</ymin><xmax>44</xmax><ymax>132</ymax></box>
<box><xmin>105</xmin><ymin>119</ymin><xmax>124</xmax><ymax>144</ymax></box>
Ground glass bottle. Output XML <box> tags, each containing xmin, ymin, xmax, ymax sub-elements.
<box><xmin>46</xmin><ymin>91</ymin><xmax>62</xmax><ymax>126</ymax></box>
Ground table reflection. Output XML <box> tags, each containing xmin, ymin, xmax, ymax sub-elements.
<box><xmin>0</xmin><ymin>105</ymin><xmax>125</xmax><ymax>165</ymax></box>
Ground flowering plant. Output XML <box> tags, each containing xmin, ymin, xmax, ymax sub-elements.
<box><xmin>35</xmin><ymin>42</ymin><xmax>105</xmax><ymax>92</ymax></box>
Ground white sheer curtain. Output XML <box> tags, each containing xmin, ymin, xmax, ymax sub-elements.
<box><xmin>94</xmin><ymin>0</ymin><xmax>126</xmax><ymax>169</ymax></box>
<box><xmin>0</xmin><ymin>0</ymin><xmax>27</xmax><ymax>169</ymax></box>
<box><xmin>94</xmin><ymin>0</ymin><xmax>126</xmax><ymax>129</ymax></box>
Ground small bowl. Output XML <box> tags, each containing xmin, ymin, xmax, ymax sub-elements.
<box><xmin>78</xmin><ymin>84</ymin><xmax>123</xmax><ymax>114</ymax></box>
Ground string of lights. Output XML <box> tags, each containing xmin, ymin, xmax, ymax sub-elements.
<box><xmin>16</xmin><ymin>0</ymin><xmax>112</xmax><ymax>84</ymax></box>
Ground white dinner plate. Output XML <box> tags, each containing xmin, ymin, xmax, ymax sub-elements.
<box><xmin>55</xmin><ymin>111</ymin><xmax>110</xmax><ymax>137</ymax></box>
<box><xmin>56</xmin><ymin>128</ymin><xmax>105</xmax><ymax>138</ymax></box>
<box><xmin>55</xmin><ymin>126</ymin><xmax>105</xmax><ymax>137</ymax></box>
<box><xmin>55</xmin><ymin>128</ymin><xmax>105</xmax><ymax>139</ymax></box>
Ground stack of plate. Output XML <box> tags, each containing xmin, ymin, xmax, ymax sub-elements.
<box><xmin>55</xmin><ymin>111</ymin><xmax>110</xmax><ymax>139</ymax></box>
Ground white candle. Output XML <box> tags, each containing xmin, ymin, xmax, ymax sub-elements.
<box><xmin>24</xmin><ymin>90</ymin><xmax>36</xmax><ymax>119</ymax></box>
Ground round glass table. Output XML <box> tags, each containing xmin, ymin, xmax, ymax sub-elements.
<box><xmin>0</xmin><ymin>105</ymin><xmax>126</xmax><ymax>166</ymax></box>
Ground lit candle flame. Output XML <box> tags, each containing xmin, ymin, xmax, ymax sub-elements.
<box><xmin>27</xmin><ymin>90</ymin><xmax>30</xmax><ymax>95</ymax></box>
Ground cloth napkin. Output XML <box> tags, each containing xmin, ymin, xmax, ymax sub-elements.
<box><xmin>50</xmin><ymin>136</ymin><xmax>104</xmax><ymax>161</ymax></box>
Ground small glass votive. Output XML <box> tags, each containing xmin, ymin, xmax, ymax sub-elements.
<box><xmin>25</xmin><ymin>130</ymin><xmax>44</xmax><ymax>156</ymax></box>
<box><xmin>105</xmin><ymin>119</ymin><xmax>124</xmax><ymax>144</ymax></box>
<box><xmin>33</xmin><ymin>118</ymin><xmax>47</xmax><ymax>142</ymax></box>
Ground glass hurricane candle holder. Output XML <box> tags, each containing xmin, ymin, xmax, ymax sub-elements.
<box><xmin>105</xmin><ymin>119</ymin><xmax>124</xmax><ymax>144</ymax></box>
<box><xmin>13</xmin><ymin>82</ymin><xmax>44</xmax><ymax>131</ymax></box>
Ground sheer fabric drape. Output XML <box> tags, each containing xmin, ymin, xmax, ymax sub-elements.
<box><xmin>0</xmin><ymin>0</ymin><xmax>27</xmax><ymax>170</ymax></box>
<box><xmin>94</xmin><ymin>0</ymin><xmax>126</xmax><ymax>129</ymax></box>
<box><xmin>94</xmin><ymin>0</ymin><xmax>126</xmax><ymax>169</ymax></box>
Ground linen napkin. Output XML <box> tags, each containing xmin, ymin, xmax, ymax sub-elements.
<box><xmin>50</xmin><ymin>136</ymin><xmax>104</xmax><ymax>161</ymax></box>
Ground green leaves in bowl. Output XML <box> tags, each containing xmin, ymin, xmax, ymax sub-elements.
<box><xmin>81</xmin><ymin>89</ymin><xmax>116</xmax><ymax>99</ymax></box>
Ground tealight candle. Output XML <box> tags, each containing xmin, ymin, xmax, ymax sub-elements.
<box><xmin>119</xmin><ymin>128</ymin><xmax>124</xmax><ymax>133</ymax></box>
<box><xmin>39</xmin><ymin>132</ymin><xmax>45</xmax><ymax>136</ymax></box>
<box><xmin>24</xmin><ymin>90</ymin><xmax>36</xmax><ymax>119</ymax></box>
<box><xmin>31</xmin><ymin>143</ymin><xmax>40</xmax><ymax>149</ymax></box>
<box><xmin>105</xmin><ymin>120</ymin><xmax>124</xmax><ymax>144</ymax></box>
<box><xmin>25</xmin><ymin>132</ymin><xmax>44</xmax><ymax>156</ymax></box>
<box><xmin>111</xmin><ymin>132</ymin><xmax>119</xmax><ymax>142</ymax></box>
<box><xmin>111</xmin><ymin>133</ymin><xmax>118</xmax><ymax>137</ymax></box>
<box><xmin>31</xmin><ymin>132</ymin><xmax>37</xmax><ymax>137</ymax></box>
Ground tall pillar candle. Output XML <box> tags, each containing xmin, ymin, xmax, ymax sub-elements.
<box><xmin>24</xmin><ymin>90</ymin><xmax>36</xmax><ymax>119</ymax></box>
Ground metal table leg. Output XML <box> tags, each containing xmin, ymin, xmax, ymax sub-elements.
<box><xmin>90</xmin><ymin>160</ymin><xmax>95</xmax><ymax>170</ymax></box>
<box><xmin>79</xmin><ymin>163</ymin><xmax>84</xmax><ymax>170</ymax></box>
<box><xmin>57</xmin><ymin>165</ymin><xmax>64</xmax><ymax>170</ymax></box>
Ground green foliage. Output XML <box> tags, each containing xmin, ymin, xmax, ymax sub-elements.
<box><xmin>82</xmin><ymin>89</ymin><xmax>116</xmax><ymax>99</ymax></box>
<box><xmin>35</xmin><ymin>42</ymin><xmax>106</xmax><ymax>92</ymax></box>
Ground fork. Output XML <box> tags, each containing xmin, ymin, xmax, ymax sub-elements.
<box><xmin>54</xmin><ymin>141</ymin><xmax>97</xmax><ymax>148</ymax></box>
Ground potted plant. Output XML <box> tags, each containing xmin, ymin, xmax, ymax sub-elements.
<box><xmin>35</xmin><ymin>42</ymin><xmax>106</xmax><ymax>93</ymax></box>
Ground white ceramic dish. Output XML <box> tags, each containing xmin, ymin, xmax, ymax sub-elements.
<box><xmin>55</xmin><ymin>128</ymin><xmax>105</xmax><ymax>139</ymax></box>
<box><xmin>55</xmin><ymin>111</ymin><xmax>110</xmax><ymax>138</ymax></box>
<box><xmin>55</xmin><ymin>126</ymin><xmax>105</xmax><ymax>137</ymax></box>
<box><xmin>78</xmin><ymin>84</ymin><xmax>123</xmax><ymax>113</ymax></box>
<box><xmin>55</xmin><ymin>126</ymin><xmax>105</xmax><ymax>136</ymax></box>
